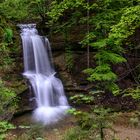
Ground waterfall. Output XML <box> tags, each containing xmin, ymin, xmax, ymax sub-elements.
<box><xmin>19</xmin><ymin>24</ymin><xmax>70</xmax><ymax>125</ymax></box>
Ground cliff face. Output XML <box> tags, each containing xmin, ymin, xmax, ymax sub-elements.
<box><xmin>4</xmin><ymin>26</ymin><xmax>139</xmax><ymax>116</ymax></box>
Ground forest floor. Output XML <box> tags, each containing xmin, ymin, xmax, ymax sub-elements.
<box><xmin>6</xmin><ymin>111</ymin><xmax>140</xmax><ymax>140</ymax></box>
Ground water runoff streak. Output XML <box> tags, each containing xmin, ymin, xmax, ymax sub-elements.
<box><xmin>19</xmin><ymin>24</ymin><xmax>70</xmax><ymax>125</ymax></box>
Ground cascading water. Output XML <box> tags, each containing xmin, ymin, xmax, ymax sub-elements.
<box><xmin>19</xmin><ymin>24</ymin><xmax>70</xmax><ymax>125</ymax></box>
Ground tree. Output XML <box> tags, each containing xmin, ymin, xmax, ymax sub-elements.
<box><xmin>46</xmin><ymin>0</ymin><xmax>140</xmax><ymax>94</ymax></box>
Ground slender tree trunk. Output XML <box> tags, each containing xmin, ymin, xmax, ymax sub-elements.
<box><xmin>87</xmin><ymin>0</ymin><xmax>90</xmax><ymax>68</ymax></box>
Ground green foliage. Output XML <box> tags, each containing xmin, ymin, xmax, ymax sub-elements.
<box><xmin>106</xmin><ymin>82</ymin><xmax>120</xmax><ymax>95</ymax></box>
<box><xmin>70</xmin><ymin>94</ymin><xmax>94</xmax><ymax>104</ymax></box>
<box><xmin>88</xmin><ymin>70</ymin><xmax>116</xmax><ymax>81</ymax></box>
<box><xmin>84</xmin><ymin>64</ymin><xmax>120</xmax><ymax>93</ymax></box>
<box><xmin>0</xmin><ymin>42</ymin><xmax>15</xmax><ymax>68</ymax></box>
<box><xmin>84</xmin><ymin>64</ymin><xmax>117</xmax><ymax>81</ymax></box>
<box><xmin>67</xmin><ymin>108</ymin><xmax>82</xmax><ymax>116</ymax></box>
<box><xmin>81</xmin><ymin>32</ymin><xmax>96</xmax><ymax>47</ymax></box>
<box><xmin>62</xmin><ymin>126</ymin><xmax>88</xmax><ymax>140</ymax></box>
<box><xmin>0</xmin><ymin>0</ymin><xmax>50</xmax><ymax>22</ymax></box>
<box><xmin>48</xmin><ymin>0</ymin><xmax>85</xmax><ymax>22</ymax></box>
<box><xmin>67</xmin><ymin>92</ymin><xmax>116</xmax><ymax>140</ymax></box>
<box><xmin>47</xmin><ymin>0</ymin><xmax>140</xmax><ymax>94</ymax></box>
<box><xmin>79</xmin><ymin>107</ymin><xmax>114</xmax><ymax>130</ymax></box>
<box><xmin>0</xmin><ymin>0</ymin><xmax>28</xmax><ymax>20</ymax></box>
<box><xmin>123</xmin><ymin>87</ymin><xmax>140</xmax><ymax>100</ymax></box>
<box><xmin>0</xmin><ymin>121</ymin><xmax>14</xmax><ymax>140</ymax></box>
<box><xmin>0</xmin><ymin>21</ymin><xmax>19</xmax><ymax>72</ymax></box>
<box><xmin>28</xmin><ymin>0</ymin><xmax>49</xmax><ymax>21</ymax></box>
<box><xmin>67</xmin><ymin>106</ymin><xmax>116</xmax><ymax>140</ymax></box>
<box><xmin>0</xmin><ymin>80</ymin><xmax>17</xmax><ymax>119</ymax></box>
<box><xmin>0</xmin><ymin>121</ymin><xmax>14</xmax><ymax>133</ymax></box>
<box><xmin>16</xmin><ymin>124</ymin><xmax>44</xmax><ymax>140</ymax></box>
<box><xmin>95</xmin><ymin>51</ymin><xmax>126</xmax><ymax>64</ymax></box>
<box><xmin>108</xmin><ymin>5</ymin><xmax>140</xmax><ymax>48</ymax></box>
<box><xmin>129</xmin><ymin>111</ymin><xmax>140</xmax><ymax>128</ymax></box>
<box><xmin>4</xmin><ymin>28</ymin><xmax>13</xmax><ymax>43</ymax></box>
<box><xmin>90</xmin><ymin>39</ymin><xmax>107</xmax><ymax>49</ymax></box>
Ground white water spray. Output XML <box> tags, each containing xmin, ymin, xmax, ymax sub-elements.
<box><xmin>19</xmin><ymin>24</ymin><xmax>70</xmax><ymax>125</ymax></box>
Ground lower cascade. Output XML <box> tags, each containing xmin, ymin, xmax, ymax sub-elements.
<box><xmin>19</xmin><ymin>24</ymin><xmax>70</xmax><ymax>125</ymax></box>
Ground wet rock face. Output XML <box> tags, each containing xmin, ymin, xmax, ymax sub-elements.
<box><xmin>16</xmin><ymin>88</ymin><xmax>36</xmax><ymax>115</ymax></box>
<box><xmin>52</xmin><ymin>50</ymin><xmax>92</xmax><ymax>87</ymax></box>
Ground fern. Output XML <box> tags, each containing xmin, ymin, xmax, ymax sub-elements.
<box><xmin>87</xmin><ymin>71</ymin><xmax>117</xmax><ymax>82</ymax></box>
<box><xmin>90</xmin><ymin>39</ymin><xmax>107</xmax><ymax>49</ymax></box>
<box><xmin>95</xmin><ymin>51</ymin><xmax>126</xmax><ymax>64</ymax></box>
<box><xmin>84</xmin><ymin>64</ymin><xmax>119</xmax><ymax>93</ymax></box>
<box><xmin>84</xmin><ymin>64</ymin><xmax>117</xmax><ymax>82</ymax></box>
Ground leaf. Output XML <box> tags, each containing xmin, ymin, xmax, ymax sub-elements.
<box><xmin>95</xmin><ymin>51</ymin><xmax>126</xmax><ymax>64</ymax></box>
<box><xmin>87</xmin><ymin>71</ymin><xmax>117</xmax><ymax>82</ymax></box>
<box><xmin>90</xmin><ymin>39</ymin><xmax>107</xmax><ymax>49</ymax></box>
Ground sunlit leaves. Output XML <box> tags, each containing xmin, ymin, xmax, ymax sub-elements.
<box><xmin>109</xmin><ymin>5</ymin><xmax>140</xmax><ymax>47</ymax></box>
<box><xmin>4</xmin><ymin>28</ymin><xmax>13</xmax><ymax>43</ymax></box>
<box><xmin>48</xmin><ymin>0</ymin><xmax>85</xmax><ymax>22</ymax></box>
<box><xmin>95</xmin><ymin>51</ymin><xmax>126</xmax><ymax>64</ymax></box>
<box><xmin>90</xmin><ymin>39</ymin><xmax>107</xmax><ymax>49</ymax></box>
<box><xmin>84</xmin><ymin>64</ymin><xmax>117</xmax><ymax>82</ymax></box>
<box><xmin>0</xmin><ymin>0</ymin><xmax>29</xmax><ymax>20</ymax></box>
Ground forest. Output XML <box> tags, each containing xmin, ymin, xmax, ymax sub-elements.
<box><xmin>0</xmin><ymin>0</ymin><xmax>140</xmax><ymax>139</ymax></box>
